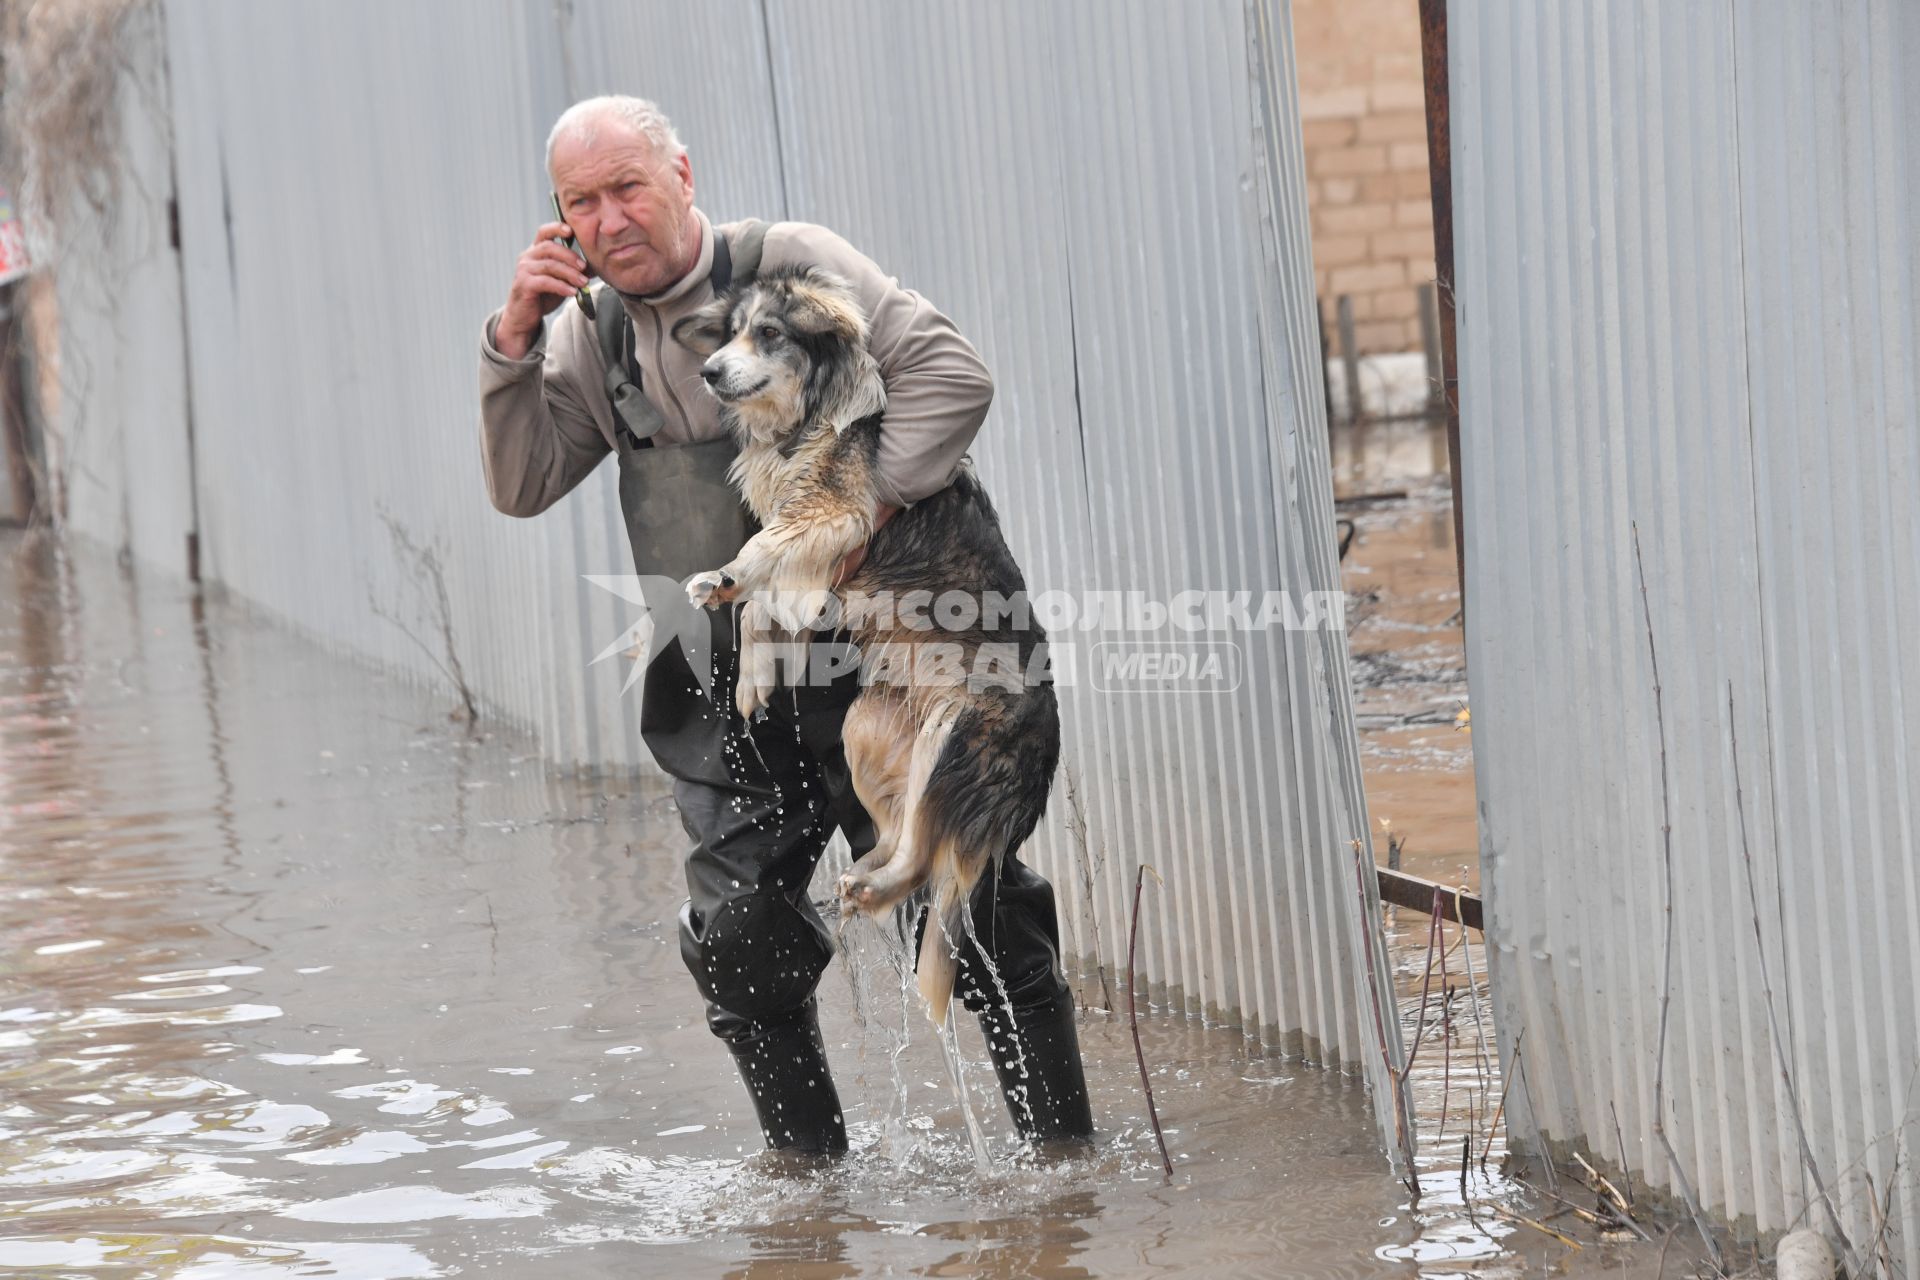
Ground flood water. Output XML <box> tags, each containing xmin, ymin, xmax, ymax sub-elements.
<box><xmin>1333</xmin><ymin>417</ymin><xmax>1479</xmax><ymax>896</ymax></box>
<box><xmin>0</xmin><ymin>527</ymin><xmax>1693</xmax><ymax>1278</ymax></box>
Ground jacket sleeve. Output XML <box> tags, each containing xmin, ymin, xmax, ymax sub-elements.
<box><xmin>477</xmin><ymin>307</ymin><xmax>613</xmax><ymax>518</ymax></box>
<box><xmin>762</xmin><ymin>223</ymin><xmax>994</xmax><ymax>508</ymax></box>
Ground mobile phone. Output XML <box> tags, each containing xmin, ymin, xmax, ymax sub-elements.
<box><xmin>550</xmin><ymin>191</ymin><xmax>596</xmax><ymax>320</ymax></box>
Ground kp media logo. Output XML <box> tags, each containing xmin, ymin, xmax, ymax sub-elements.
<box><xmin>1087</xmin><ymin>641</ymin><xmax>1244</xmax><ymax>694</ymax></box>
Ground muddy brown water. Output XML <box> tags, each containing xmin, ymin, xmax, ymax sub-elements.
<box><xmin>1333</xmin><ymin>417</ymin><xmax>1480</xmax><ymax>899</ymax></box>
<box><xmin>0</xmin><ymin>528</ymin><xmax>1693</xmax><ymax>1277</ymax></box>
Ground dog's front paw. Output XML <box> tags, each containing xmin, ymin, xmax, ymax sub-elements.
<box><xmin>735</xmin><ymin>673</ymin><xmax>772</xmax><ymax>722</ymax></box>
<box><xmin>686</xmin><ymin>569</ymin><xmax>738</xmax><ymax>610</ymax></box>
<box><xmin>836</xmin><ymin>872</ymin><xmax>867</xmax><ymax>920</ymax></box>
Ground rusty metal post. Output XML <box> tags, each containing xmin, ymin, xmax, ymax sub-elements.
<box><xmin>1419</xmin><ymin>0</ymin><xmax>1465</xmax><ymax>622</ymax></box>
<box><xmin>1336</xmin><ymin>294</ymin><xmax>1363</xmax><ymax>424</ymax></box>
<box><xmin>1417</xmin><ymin>282</ymin><xmax>1443</xmax><ymax>411</ymax></box>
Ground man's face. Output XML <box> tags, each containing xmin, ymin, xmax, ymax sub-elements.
<box><xmin>550</xmin><ymin>122</ymin><xmax>697</xmax><ymax>296</ymax></box>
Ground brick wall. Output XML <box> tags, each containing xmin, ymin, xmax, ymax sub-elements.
<box><xmin>1294</xmin><ymin>0</ymin><xmax>1437</xmax><ymax>355</ymax></box>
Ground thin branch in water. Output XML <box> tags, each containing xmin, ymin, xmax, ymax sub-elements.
<box><xmin>1528</xmin><ymin>1174</ymin><xmax>1635</xmax><ymax>1243</ymax></box>
<box><xmin>1062</xmin><ymin>766</ymin><xmax>1114</xmax><ymax>1013</ymax></box>
<box><xmin>374</xmin><ymin>508</ymin><xmax>478</xmax><ymax>723</ymax></box>
<box><xmin>1127</xmin><ymin>863</ymin><xmax>1173</xmax><ymax>1178</ymax></box>
<box><xmin>1460</xmin><ymin>1133</ymin><xmax>1479</xmax><ymax>1229</ymax></box>
<box><xmin>1351</xmin><ymin>839</ymin><xmax>1420</xmax><ymax>1198</ymax></box>
<box><xmin>1726</xmin><ymin>682</ymin><xmax>1858</xmax><ymax>1271</ymax></box>
<box><xmin>1512</xmin><ymin>1031</ymin><xmax>1560</xmax><ymax>1194</ymax></box>
<box><xmin>1524</xmin><ymin>1178</ymin><xmax>1627</xmax><ymax>1231</ymax></box>
<box><xmin>1435</xmin><ymin>887</ymin><xmax>1454</xmax><ymax>1141</ymax></box>
<box><xmin>1632</xmin><ymin>521</ymin><xmax>1725</xmax><ymax>1274</ymax></box>
<box><xmin>368</xmin><ymin>596</ymin><xmax>467</xmax><ymax>707</ymax></box>
<box><xmin>1865</xmin><ymin>1159</ymin><xmax>1901</xmax><ymax>1280</ymax></box>
<box><xmin>1457</xmin><ymin>883</ymin><xmax>1492</xmax><ymax>1093</ymax></box>
<box><xmin>1610</xmin><ymin>1100</ymin><xmax>1635</xmax><ymax>1208</ymax></box>
<box><xmin>1876</xmin><ymin>1140</ymin><xmax>1902</xmax><ymax>1280</ymax></box>
<box><xmin>1406</xmin><ymin>885</ymin><xmax>1444</xmax><ymax>1066</ymax></box>
<box><xmin>1656</xmin><ymin>1225</ymin><xmax>1679</xmax><ymax>1280</ymax></box>
<box><xmin>1491</xmin><ymin>1203</ymin><xmax>1583</xmax><ymax>1250</ymax></box>
<box><xmin>1484</xmin><ymin>1027</ymin><xmax>1522</xmax><ymax>1174</ymax></box>
<box><xmin>1573</xmin><ymin>1150</ymin><xmax>1652</xmax><ymax>1242</ymax></box>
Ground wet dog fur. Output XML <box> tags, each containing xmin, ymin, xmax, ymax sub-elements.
<box><xmin>673</xmin><ymin>267</ymin><xmax>1060</xmax><ymax>1026</ymax></box>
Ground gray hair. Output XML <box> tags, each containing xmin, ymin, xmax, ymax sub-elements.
<box><xmin>545</xmin><ymin>95</ymin><xmax>685</xmax><ymax>176</ymax></box>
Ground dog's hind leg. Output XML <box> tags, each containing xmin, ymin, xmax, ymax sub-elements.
<box><xmin>838</xmin><ymin>700</ymin><xmax>961</xmax><ymax>921</ymax></box>
<box><xmin>914</xmin><ymin>837</ymin><xmax>993</xmax><ymax>1027</ymax></box>
<box><xmin>838</xmin><ymin>694</ymin><xmax>917</xmax><ymax>898</ymax></box>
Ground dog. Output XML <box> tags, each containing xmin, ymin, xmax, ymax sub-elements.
<box><xmin>672</xmin><ymin>266</ymin><xmax>1060</xmax><ymax>1026</ymax></box>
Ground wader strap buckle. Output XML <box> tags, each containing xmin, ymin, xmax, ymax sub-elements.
<box><xmin>596</xmin><ymin>290</ymin><xmax>665</xmax><ymax>450</ymax></box>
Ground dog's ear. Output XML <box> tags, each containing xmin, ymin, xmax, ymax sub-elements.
<box><xmin>785</xmin><ymin>271</ymin><xmax>868</xmax><ymax>346</ymax></box>
<box><xmin>671</xmin><ymin>297</ymin><xmax>734</xmax><ymax>356</ymax></box>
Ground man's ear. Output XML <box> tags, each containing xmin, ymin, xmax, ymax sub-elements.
<box><xmin>671</xmin><ymin>298</ymin><xmax>733</xmax><ymax>356</ymax></box>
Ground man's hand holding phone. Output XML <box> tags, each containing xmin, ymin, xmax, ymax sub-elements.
<box><xmin>495</xmin><ymin>216</ymin><xmax>595</xmax><ymax>360</ymax></box>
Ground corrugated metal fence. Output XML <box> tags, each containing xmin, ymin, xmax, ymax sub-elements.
<box><xmin>1456</xmin><ymin>0</ymin><xmax>1920</xmax><ymax>1260</ymax></box>
<box><xmin>40</xmin><ymin>0</ymin><xmax>1402</xmax><ymax>1114</ymax></box>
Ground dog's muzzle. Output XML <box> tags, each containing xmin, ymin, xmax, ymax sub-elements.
<box><xmin>700</xmin><ymin>358</ymin><xmax>766</xmax><ymax>403</ymax></box>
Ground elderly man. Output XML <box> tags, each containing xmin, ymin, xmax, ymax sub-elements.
<box><xmin>478</xmin><ymin>96</ymin><xmax>1092</xmax><ymax>1157</ymax></box>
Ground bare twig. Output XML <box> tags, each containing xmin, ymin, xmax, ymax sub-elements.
<box><xmin>1573</xmin><ymin>1150</ymin><xmax>1653</xmax><ymax>1242</ymax></box>
<box><xmin>1865</xmin><ymin>1162</ymin><xmax>1901</xmax><ymax>1280</ymax></box>
<box><xmin>1456</xmin><ymin>884</ymin><xmax>1492</xmax><ymax>1093</ymax></box>
<box><xmin>1726</xmin><ymin>683</ymin><xmax>1859</xmax><ymax>1271</ymax></box>
<box><xmin>1062</xmin><ymin>766</ymin><xmax>1114</xmax><ymax>1013</ymax></box>
<box><xmin>1781</xmin><ymin>1060</ymin><xmax>1920</xmax><ymax>1238</ymax></box>
<box><xmin>374</xmin><ymin>509</ymin><xmax>478</xmax><ymax>723</ymax></box>
<box><xmin>1460</xmin><ymin>1133</ymin><xmax>1479</xmax><ymax>1229</ymax></box>
<box><xmin>1352</xmin><ymin>839</ymin><xmax>1420</xmax><ymax>1197</ymax></box>
<box><xmin>1484</xmin><ymin>1027</ymin><xmax>1522</xmax><ymax>1173</ymax></box>
<box><xmin>1522</xmin><ymin>1175</ymin><xmax>1637</xmax><ymax>1233</ymax></box>
<box><xmin>1406</xmin><ymin>886</ymin><xmax>1444</xmax><ymax>1065</ymax></box>
<box><xmin>1127</xmin><ymin>863</ymin><xmax>1172</xmax><ymax>1178</ymax></box>
<box><xmin>1435</xmin><ymin>887</ymin><xmax>1453</xmax><ymax>1140</ymax></box>
<box><xmin>1610</xmin><ymin>1100</ymin><xmax>1634</xmax><ymax>1207</ymax></box>
<box><xmin>1875</xmin><ymin>1142</ymin><xmax>1901</xmax><ymax>1279</ymax></box>
<box><xmin>1632</xmin><ymin>521</ymin><xmax>1726</xmax><ymax>1273</ymax></box>
<box><xmin>1</xmin><ymin>0</ymin><xmax>152</xmax><ymax>230</ymax></box>
<box><xmin>1491</xmin><ymin>1203</ymin><xmax>1583</xmax><ymax>1250</ymax></box>
<box><xmin>1508</xmin><ymin>1035</ymin><xmax>1558</xmax><ymax>1194</ymax></box>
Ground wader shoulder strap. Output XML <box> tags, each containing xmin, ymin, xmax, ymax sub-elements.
<box><xmin>595</xmin><ymin>284</ymin><xmax>664</xmax><ymax>447</ymax></box>
<box><xmin>710</xmin><ymin>218</ymin><xmax>768</xmax><ymax>292</ymax></box>
<box><xmin>597</xmin><ymin>219</ymin><xmax>770</xmax><ymax>444</ymax></box>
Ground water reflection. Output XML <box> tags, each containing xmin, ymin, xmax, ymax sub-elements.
<box><xmin>0</xmin><ymin>529</ymin><xmax>1667</xmax><ymax>1277</ymax></box>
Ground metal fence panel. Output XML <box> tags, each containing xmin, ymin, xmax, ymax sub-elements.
<box><xmin>1456</xmin><ymin>0</ymin><xmax>1920</xmax><ymax>1255</ymax></box>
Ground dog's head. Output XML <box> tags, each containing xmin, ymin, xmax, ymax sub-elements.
<box><xmin>672</xmin><ymin>266</ymin><xmax>884</xmax><ymax>446</ymax></box>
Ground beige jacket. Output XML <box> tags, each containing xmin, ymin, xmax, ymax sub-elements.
<box><xmin>478</xmin><ymin>209</ymin><xmax>992</xmax><ymax>517</ymax></box>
